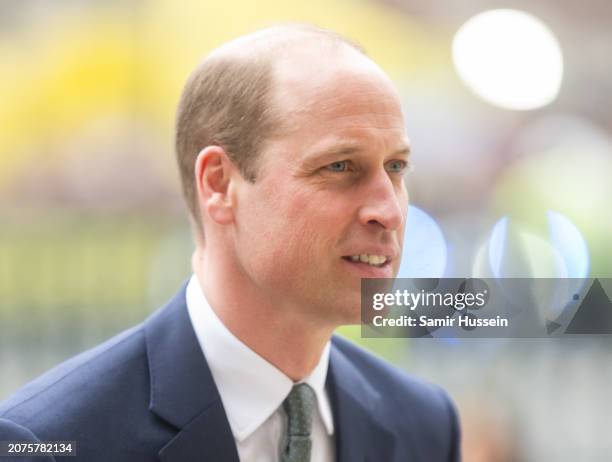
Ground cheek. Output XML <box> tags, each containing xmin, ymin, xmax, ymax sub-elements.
<box><xmin>274</xmin><ymin>191</ymin><xmax>326</xmax><ymax>261</ymax></box>
<box><xmin>238</xmin><ymin>172</ymin><xmax>351</xmax><ymax>271</ymax></box>
<box><xmin>236</xmin><ymin>182</ymin><xmax>316</xmax><ymax>274</ymax></box>
<box><xmin>272</xmin><ymin>187</ymin><xmax>342</xmax><ymax>270</ymax></box>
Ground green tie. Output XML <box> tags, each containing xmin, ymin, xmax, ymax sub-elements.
<box><xmin>280</xmin><ymin>383</ymin><xmax>316</xmax><ymax>462</ymax></box>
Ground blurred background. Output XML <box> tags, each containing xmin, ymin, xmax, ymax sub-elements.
<box><xmin>1</xmin><ymin>0</ymin><xmax>611</xmax><ymax>460</ymax></box>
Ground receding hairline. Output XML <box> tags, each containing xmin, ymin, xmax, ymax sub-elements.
<box><xmin>198</xmin><ymin>23</ymin><xmax>382</xmax><ymax>139</ymax></box>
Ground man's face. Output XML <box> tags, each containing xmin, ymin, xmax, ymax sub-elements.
<box><xmin>231</xmin><ymin>51</ymin><xmax>410</xmax><ymax>325</ymax></box>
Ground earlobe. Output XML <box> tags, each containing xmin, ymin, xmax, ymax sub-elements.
<box><xmin>194</xmin><ymin>146</ymin><xmax>235</xmax><ymax>225</ymax></box>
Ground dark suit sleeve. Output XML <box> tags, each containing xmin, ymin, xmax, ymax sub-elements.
<box><xmin>0</xmin><ymin>418</ymin><xmax>56</xmax><ymax>462</ymax></box>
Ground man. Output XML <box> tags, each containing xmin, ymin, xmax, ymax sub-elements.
<box><xmin>0</xmin><ymin>24</ymin><xmax>460</xmax><ymax>461</ymax></box>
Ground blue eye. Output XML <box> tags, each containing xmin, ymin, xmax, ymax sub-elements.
<box><xmin>326</xmin><ymin>161</ymin><xmax>348</xmax><ymax>172</ymax></box>
<box><xmin>386</xmin><ymin>160</ymin><xmax>408</xmax><ymax>173</ymax></box>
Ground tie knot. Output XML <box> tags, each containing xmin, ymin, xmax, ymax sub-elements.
<box><xmin>283</xmin><ymin>383</ymin><xmax>316</xmax><ymax>437</ymax></box>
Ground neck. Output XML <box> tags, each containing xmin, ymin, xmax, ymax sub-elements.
<box><xmin>192</xmin><ymin>248</ymin><xmax>334</xmax><ymax>381</ymax></box>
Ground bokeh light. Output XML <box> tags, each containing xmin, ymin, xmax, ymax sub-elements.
<box><xmin>398</xmin><ymin>205</ymin><xmax>447</xmax><ymax>278</ymax></box>
<box><xmin>476</xmin><ymin>211</ymin><xmax>589</xmax><ymax>279</ymax></box>
<box><xmin>474</xmin><ymin>211</ymin><xmax>589</xmax><ymax>319</ymax></box>
<box><xmin>452</xmin><ymin>9</ymin><xmax>563</xmax><ymax>110</ymax></box>
<box><xmin>547</xmin><ymin>210</ymin><xmax>589</xmax><ymax>280</ymax></box>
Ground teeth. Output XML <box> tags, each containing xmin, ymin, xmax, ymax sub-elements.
<box><xmin>349</xmin><ymin>254</ymin><xmax>387</xmax><ymax>266</ymax></box>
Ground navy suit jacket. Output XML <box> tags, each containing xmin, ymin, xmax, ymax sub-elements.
<box><xmin>0</xmin><ymin>285</ymin><xmax>460</xmax><ymax>461</ymax></box>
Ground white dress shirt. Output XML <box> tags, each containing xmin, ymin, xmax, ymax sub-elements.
<box><xmin>185</xmin><ymin>275</ymin><xmax>335</xmax><ymax>462</ymax></box>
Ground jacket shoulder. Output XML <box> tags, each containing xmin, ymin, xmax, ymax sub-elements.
<box><xmin>0</xmin><ymin>323</ymin><xmax>148</xmax><ymax>433</ymax></box>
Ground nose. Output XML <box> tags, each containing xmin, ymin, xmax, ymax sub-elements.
<box><xmin>357</xmin><ymin>170</ymin><xmax>406</xmax><ymax>231</ymax></box>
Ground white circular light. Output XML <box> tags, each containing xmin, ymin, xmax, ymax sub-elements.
<box><xmin>452</xmin><ymin>9</ymin><xmax>563</xmax><ymax>110</ymax></box>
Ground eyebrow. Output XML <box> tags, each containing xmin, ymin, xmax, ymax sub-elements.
<box><xmin>307</xmin><ymin>144</ymin><xmax>411</xmax><ymax>164</ymax></box>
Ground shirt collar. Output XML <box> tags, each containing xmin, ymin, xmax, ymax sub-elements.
<box><xmin>185</xmin><ymin>274</ymin><xmax>334</xmax><ymax>441</ymax></box>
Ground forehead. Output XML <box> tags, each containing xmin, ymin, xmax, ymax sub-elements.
<box><xmin>264</xmin><ymin>49</ymin><xmax>409</xmax><ymax>162</ymax></box>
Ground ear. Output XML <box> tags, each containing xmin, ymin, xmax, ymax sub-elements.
<box><xmin>194</xmin><ymin>146</ymin><xmax>237</xmax><ymax>225</ymax></box>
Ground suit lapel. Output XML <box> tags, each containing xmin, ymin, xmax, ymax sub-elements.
<box><xmin>144</xmin><ymin>285</ymin><xmax>239</xmax><ymax>462</ymax></box>
<box><xmin>144</xmin><ymin>286</ymin><xmax>418</xmax><ymax>462</ymax></box>
<box><xmin>327</xmin><ymin>337</ymin><xmax>417</xmax><ymax>462</ymax></box>
<box><xmin>157</xmin><ymin>400</ymin><xmax>238</xmax><ymax>462</ymax></box>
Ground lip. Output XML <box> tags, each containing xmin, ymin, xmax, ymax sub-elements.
<box><xmin>340</xmin><ymin>256</ymin><xmax>395</xmax><ymax>278</ymax></box>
